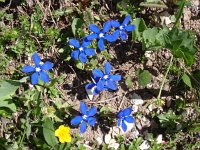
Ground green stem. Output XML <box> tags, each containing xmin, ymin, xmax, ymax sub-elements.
<box><xmin>173</xmin><ymin>0</ymin><xmax>185</xmax><ymax>28</ymax></box>
<box><xmin>157</xmin><ymin>55</ymin><xmax>173</xmax><ymax>101</ymax></box>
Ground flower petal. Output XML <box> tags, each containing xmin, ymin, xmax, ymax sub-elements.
<box><xmin>124</xmin><ymin>116</ymin><xmax>135</xmax><ymax>123</ymax></box>
<box><xmin>106</xmin><ymin>80</ymin><xmax>117</xmax><ymax>90</ymax></box>
<box><xmin>71</xmin><ymin>50</ymin><xmax>80</xmax><ymax>60</ymax></box>
<box><xmin>87</xmin><ymin>117</ymin><xmax>96</xmax><ymax>126</ymax></box>
<box><xmin>92</xmin><ymin>69</ymin><xmax>104</xmax><ymax>78</ymax></box>
<box><xmin>41</xmin><ymin>61</ymin><xmax>53</xmax><ymax>71</ymax></box>
<box><xmin>123</xmin><ymin>107</ymin><xmax>132</xmax><ymax>116</ymax></box>
<box><xmin>122</xmin><ymin>15</ymin><xmax>131</xmax><ymax>25</ymax></box>
<box><xmin>120</xmin><ymin>32</ymin><xmax>128</xmax><ymax>41</ymax></box>
<box><xmin>103</xmin><ymin>21</ymin><xmax>111</xmax><ymax>33</ymax></box>
<box><xmin>87</xmin><ymin>34</ymin><xmax>98</xmax><ymax>40</ymax></box>
<box><xmin>80</xmin><ymin>102</ymin><xmax>88</xmax><ymax>115</ymax></box>
<box><xmin>105</xmin><ymin>30</ymin><xmax>119</xmax><ymax>42</ymax></box>
<box><xmin>85</xmin><ymin>83</ymin><xmax>96</xmax><ymax>90</ymax></box>
<box><xmin>82</xmin><ymin>38</ymin><xmax>91</xmax><ymax>47</ymax></box>
<box><xmin>122</xmin><ymin>120</ymin><xmax>127</xmax><ymax>132</ymax></box>
<box><xmin>111</xmin><ymin>20</ymin><xmax>120</xmax><ymax>27</ymax></box>
<box><xmin>22</xmin><ymin>65</ymin><xmax>35</xmax><ymax>73</ymax></box>
<box><xmin>40</xmin><ymin>71</ymin><xmax>50</xmax><ymax>83</ymax></box>
<box><xmin>32</xmin><ymin>53</ymin><xmax>41</xmax><ymax>67</ymax></box>
<box><xmin>71</xmin><ymin>116</ymin><xmax>83</xmax><ymax>126</ymax></box>
<box><xmin>69</xmin><ymin>39</ymin><xmax>80</xmax><ymax>48</ymax></box>
<box><xmin>96</xmin><ymin>79</ymin><xmax>104</xmax><ymax>91</ymax></box>
<box><xmin>84</xmin><ymin>48</ymin><xmax>95</xmax><ymax>56</ymax></box>
<box><xmin>31</xmin><ymin>72</ymin><xmax>38</xmax><ymax>85</ymax></box>
<box><xmin>79</xmin><ymin>53</ymin><xmax>88</xmax><ymax>63</ymax></box>
<box><xmin>87</xmin><ymin>106</ymin><xmax>97</xmax><ymax>117</ymax></box>
<box><xmin>93</xmin><ymin>88</ymin><xmax>100</xmax><ymax>95</ymax></box>
<box><xmin>117</xmin><ymin>118</ymin><xmax>121</xmax><ymax>126</ymax></box>
<box><xmin>80</xmin><ymin>121</ymin><xmax>87</xmax><ymax>133</ymax></box>
<box><xmin>89</xmin><ymin>24</ymin><xmax>100</xmax><ymax>33</ymax></box>
<box><xmin>110</xmin><ymin>75</ymin><xmax>121</xmax><ymax>81</ymax></box>
<box><xmin>104</xmin><ymin>62</ymin><xmax>112</xmax><ymax>74</ymax></box>
<box><xmin>117</xmin><ymin>110</ymin><xmax>123</xmax><ymax>118</ymax></box>
<box><xmin>125</xmin><ymin>25</ymin><xmax>136</xmax><ymax>32</ymax></box>
<box><xmin>98</xmin><ymin>38</ymin><xmax>105</xmax><ymax>51</ymax></box>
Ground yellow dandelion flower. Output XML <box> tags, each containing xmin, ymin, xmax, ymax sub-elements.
<box><xmin>55</xmin><ymin>125</ymin><xmax>72</xmax><ymax>143</ymax></box>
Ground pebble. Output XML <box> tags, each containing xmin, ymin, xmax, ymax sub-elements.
<box><xmin>139</xmin><ymin>140</ymin><xmax>150</xmax><ymax>150</ymax></box>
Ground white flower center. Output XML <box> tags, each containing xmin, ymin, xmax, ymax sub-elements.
<box><xmin>35</xmin><ymin>67</ymin><xmax>41</xmax><ymax>72</ymax></box>
<box><xmin>99</xmin><ymin>33</ymin><xmax>104</xmax><ymax>38</ymax></box>
<box><xmin>119</xmin><ymin>25</ymin><xmax>124</xmax><ymax>30</ymax></box>
<box><xmin>82</xmin><ymin>115</ymin><xmax>87</xmax><ymax>120</ymax></box>
<box><xmin>103</xmin><ymin>75</ymin><xmax>109</xmax><ymax>80</ymax></box>
<box><xmin>79</xmin><ymin>47</ymin><xmax>84</xmax><ymax>51</ymax></box>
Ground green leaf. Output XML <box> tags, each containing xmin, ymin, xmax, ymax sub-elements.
<box><xmin>132</xmin><ymin>18</ymin><xmax>147</xmax><ymax>41</ymax></box>
<box><xmin>136</xmin><ymin>69</ymin><xmax>152</xmax><ymax>86</ymax></box>
<box><xmin>0</xmin><ymin>80</ymin><xmax>20</xmax><ymax>101</ymax></box>
<box><xmin>43</xmin><ymin>117</ymin><xmax>58</xmax><ymax>147</ymax></box>
<box><xmin>181</xmin><ymin>73</ymin><xmax>192</xmax><ymax>89</ymax></box>
<box><xmin>71</xmin><ymin>18</ymin><xmax>83</xmax><ymax>36</ymax></box>
<box><xmin>167</xmin><ymin>28</ymin><xmax>197</xmax><ymax>66</ymax></box>
<box><xmin>0</xmin><ymin>99</ymin><xmax>16</xmax><ymax>112</ymax></box>
<box><xmin>0</xmin><ymin>80</ymin><xmax>20</xmax><ymax>112</ymax></box>
<box><xmin>142</xmin><ymin>27</ymin><xmax>158</xmax><ymax>49</ymax></box>
<box><xmin>125</xmin><ymin>76</ymin><xmax>133</xmax><ymax>89</ymax></box>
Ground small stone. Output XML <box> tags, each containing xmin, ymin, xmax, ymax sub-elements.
<box><xmin>108</xmin><ymin>139</ymin><xmax>119</xmax><ymax>150</ymax></box>
<box><xmin>132</xmin><ymin>105</ymin><xmax>139</xmax><ymax>113</ymax></box>
<box><xmin>156</xmin><ymin>134</ymin><xmax>163</xmax><ymax>144</ymax></box>
<box><xmin>111</xmin><ymin>126</ymin><xmax>121</xmax><ymax>138</ymax></box>
<box><xmin>132</xmin><ymin>93</ymin><xmax>144</xmax><ymax>105</ymax></box>
<box><xmin>136</xmin><ymin>120</ymin><xmax>142</xmax><ymax>130</ymax></box>
<box><xmin>144</xmin><ymin>51</ymin><xmax>152</xmax><ymax>58</ymax></box>
<box><xmin>146</xmin><ymin>60</ymin><xmax>153</xmax><ymax>67</ymax></box>
<box><xmin>85</xmin><ymin>87</ymin><xmax>95</xmax><ymax>100</ymax></box>
<box><xmin>131</xmin><ymin>129</ymin><xmax>139</xmax><ymax>139</ymax></box>
<box><xmin>141</xmin><ymin>117</ymin><xmax>151</xmax><ymax>128</ymax></box>
<box><xmin>96</xmin><ymin>137</ymin><xmax>103</xmax><ymax>145</ymax></box>
<box><xmin>176</xmin><ymin>123</ymin><xmax>182</xmax><ymax>130</ymax></box>
<box><xmin>139</xmin><ymin>140</ymin><xmax>150</xmax><ymax>150</ymax></box>
<box><xmin>104</xmin><ymin>134</ymin><xmax>111</xmax><ymax>144</ymax></box>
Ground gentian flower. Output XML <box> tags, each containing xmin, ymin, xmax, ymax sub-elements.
<box><xmin>117</xmin><ymin>107</ymin><xmax>135</xmax><ymax>132</ymax></box>
<box><xmin>85</xmin><ymin>62</ymin><xmax>121</xmax><ymax>95</ymax></box>
<box><xmin>85</xmin><ymin>77</ymin><xmax>102</xmax><ymax>96</ymax></box>
<box><xmin>69</xmin><ymin>38</ymin><xmax>95</xmax><ymax>63</ymax></box>
<box><xmin>71</xmin><ymin>102</ymin><xmax>97</xmax><ymax>133</ymax></box>
<box><xmin>87</xmin><ymin>21</ymin><xmax>119</xmax><ymax>51</ymax></box>
<box><xmin>22</xmin><ymin>53</ymin><xmax>53</xmax><ymax>85</ymax></box>
<box><xmin>55</xmin><ymin>125</ymin><xmax>72</xmax><ymax>143</ymax></box>
<box><xmin>111</xmin><ymin>15</ymin><xmax>136</xmax><ymax>40</ymax></box>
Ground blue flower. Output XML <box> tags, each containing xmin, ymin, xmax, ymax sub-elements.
<box><xmin>69</xmin><ymin>38</ymin><xmax>95</xmax><ymax>63</ymax></box>
<box><xmin>71</xmin><ymin>102</ymin><xmax>97</xmax><ymax>133</ymax></box>
<box><xmin>87</xmin><ymin>21</ymin><xmax>119</xmax><ymax>51</ymax></box>
<box><xmin>117</xmin><ymin>107</ymin><xmax>135</xmax><ymax>132</ymax></box>
<box><xmin>111</xmin><ymin>15</ymin><xmax>136</xmax><ymax>40</ymax></box>
<box><xmin>22</xmin><ymin>53</ymin><xmax>53</xmax><ymax>85</ymax></box>
<box><xmin>85</xmin><ymin>62</ymin><xmax>121</xmax><ymax>95</ymax></box>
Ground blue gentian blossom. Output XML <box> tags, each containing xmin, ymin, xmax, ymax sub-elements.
<box><xmin>111</xmin><ymin>15</ymin><xmax>136</xmax><ymax>40</ymax></box>
<box><xmin>117</xmin><ymin>107</ymin><xmax>135</xmax><ymax>132</ymax></box>
<box><xmin>71</xmin><ymin>102</ymin><xmax>97</xmax><ymax>133</ymax></box>
<box><xmin>87</xmin><ymin>21</ymin><xmax>119</xmax><ymax>51</ymax></box>
<box><xmin>69</xmin><ymin>38</ymin><xmax>95</xmax><ymax>63</ymax></box>
<box><xmin>85</xmin><ymin>62</ymin><xmax>121</xmax><ymax>95</ymax></box>
<box><xmin>22</xmin><ymin>53</ymin><xmax>53</xmax><ymax>85</ymax></box>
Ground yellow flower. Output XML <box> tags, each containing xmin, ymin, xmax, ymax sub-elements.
<box><xmin>55</xmin><ymin>125</ymin><xmax>72</xmax><ymax>143</ymax></box>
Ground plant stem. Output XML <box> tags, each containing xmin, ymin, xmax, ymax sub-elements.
<box><xmin>157</xmin><ymin>55</ymin><xmax>173</xmax><ymax>101</ymax></box>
